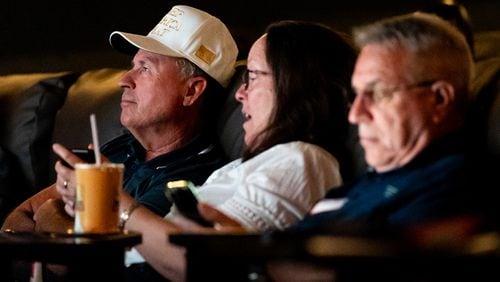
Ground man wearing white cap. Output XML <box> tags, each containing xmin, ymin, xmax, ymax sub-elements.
<box><xmin>110</xmin><ymin>5</ymin><xmax>238</xmax><ymax>88</ymax></box>
<box><xmin>3</xmin><ymin>5</ymin><xmax>238</xmax><ymax>237</ymax></box>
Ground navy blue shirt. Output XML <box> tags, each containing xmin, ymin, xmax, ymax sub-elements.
<box><xmin>101</xmin><ymin>132</ymin><xmax>227</xmax><ymax>216</ymax></box>
<box><xmin>292</xmin><ymin>131</ymin><xmax>493</xmax><ymax>233</ymax></box>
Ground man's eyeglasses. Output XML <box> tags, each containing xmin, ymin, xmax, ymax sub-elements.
<box><xmin>242</xmin><ymin>69</ymin><xmax>272</xmax><ymax>90</ymax></box>
<box><xmin>355</xmin><ymin>79</ymin><xmax>436</xmax><ymax>104</ymax></box>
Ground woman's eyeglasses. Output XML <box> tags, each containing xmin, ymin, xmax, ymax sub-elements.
<box><xmin>242</xmin><ymin>69</ymin><xmax>271</xmax><ymax>90</ymax></box>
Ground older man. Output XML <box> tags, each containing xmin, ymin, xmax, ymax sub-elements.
<box><xmin>292</xmin><ymin>12</ymin><xmax>497</xmax><ymax>233</ymax></box>
<box><xmin>182</xmin><ymin>12</ymin><xmax>498</xmax><ymax>282</ymax></box>
<box><xmin>202</xmin><ymin>12</ymin><xmax>496</xmax><ymax>235</ymax></box>
<box><xmin>2</xmin><ymin>5</ymin><xmax>238</xmax><ymax>232</ymax></box>
<box><xmin>255</xmin><ymin>12</ymin><xmax>498</xmax><ymax>281</ymax></box>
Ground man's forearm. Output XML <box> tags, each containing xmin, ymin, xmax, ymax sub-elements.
<box><xmin>2</xmin><ymin>207</ymin><xmax>36</xmax><ymax>232</ymax></box>
<box><xmin>34</xmin><ymin>198</ymin><xmax>74</xmax><ymax>233</ymax></box>
<box><xmin>1</xmin><ymin>184</ymin><xmax>59</xmax><ymax>232</ymax></box>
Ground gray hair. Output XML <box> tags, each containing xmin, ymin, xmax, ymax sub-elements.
<box><xmin>353</xmin><ymin>12</ymin><xmax>474</xmax><ymax>100</ymax></box>
<box><xmin>175</xmin><ymin>57</ymin><xmax>208</xmax><ymax>80</ymax></box>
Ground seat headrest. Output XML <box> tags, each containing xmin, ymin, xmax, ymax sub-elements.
<box><xmin>216</xmin><ymin>64</ymin><xmax>245</xmax><ymax>161</ymax></box>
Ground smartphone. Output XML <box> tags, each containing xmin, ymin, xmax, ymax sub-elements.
<box><xmin>60</xmin><ymin>148</ymin><xmax>95</xmax><ymax>168</ymax></box>
<box><xmin>165</xmin><ymin>180</ymin><xmax>213</xmax><ymax>227</ymax></box>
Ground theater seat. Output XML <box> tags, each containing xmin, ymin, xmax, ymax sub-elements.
<box><xmin>470</xmin><ymin>31</ymin><xmax>500</xmax><ymax>158</ymax></box>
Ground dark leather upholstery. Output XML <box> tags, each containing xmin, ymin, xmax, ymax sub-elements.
<box><xmin>0</xmin><ymin>67</ymin><xmax>246</xmax><ymax>224</ymax></box>
<box><xmin>471</xmin><ymin>31</ymin><xmax>500</xmax><ymax>158</ymax></box>
<box><xmin>0</xmin><ymin>30</ymin><xmax>497</xmax><ymax>223</ymax></box>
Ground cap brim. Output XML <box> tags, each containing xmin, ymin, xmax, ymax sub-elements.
<box><xmin>109</xmin><ymin>31</ymin><xmax>183</xmax><ymax>58</ymax></box>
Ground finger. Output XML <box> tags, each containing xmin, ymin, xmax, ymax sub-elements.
<box><xmin>53</xmin><ymin>143</ymin><xmax>86</xmax><ymax>168</ymax></box>
<box><xmin>55</xmin><ymin>175</ymin><xmax>67</xmax><ymax>194</ymax></box>
<box><xmin>55</xmin><ymin>174</ymin><xmax>75</xmax><ymax>195</ymax></box>
<box><xmin>64</xmin><ymin>203</ymin><xmax>76</xmax><ymax>217</ymax></box>
<box><xmin>58</xmin><ymin>182</ymin><xmax>76</xmax><ymax>210</ymax></box>
<box><xmin>62</xmin><ymin>196</ymin><xmax>75</xmax><ymax>217</ymax></box>
<box><xmin>55</xmin><ymin>158</ymin><xmax>75</xmax><ymax>177</ymax></box>
<box><xmin>61</xmin><ymin>195</ymin><xmax>75</xmax><ymax>206</ymax></box>
<box><xmin>58</xmin><ymin>186</ymin><xmax>74</xmax><ymax>198</ymax></box>
<box><xmin>55</xmin><ymin>182</ymin><xmax>66</xmax><ymax>195</ymax></box>
<box><xmin>55</xmin><ymin>163</ymin><xmax>76</xmax><ymax>189</ymax></box>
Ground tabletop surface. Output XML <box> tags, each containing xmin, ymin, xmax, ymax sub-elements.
<box><xmin>0</xmin><ymin>230</ymin><xmax>142</xmax><ymax>263</ymax></box>
<box><xmin>0</xmin><ymin>230</ymin><xmax>141</xmax><ymax>245</ymax></box>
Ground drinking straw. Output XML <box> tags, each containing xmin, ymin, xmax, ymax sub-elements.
<box><xmin>90</xmin><ymin>113</ymin><xmax>102</xmax><ymax>165</ymax></box>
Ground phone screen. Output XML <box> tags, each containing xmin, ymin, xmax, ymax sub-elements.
<box><xmin>165</xmin><ymin>180</ymin><xmax>213</xmax><ymax>227</ymax></box>
<box><xmin>60</xmin><ymin>148</ymin><xmax>95</xmax><ymax>168</ymax></box>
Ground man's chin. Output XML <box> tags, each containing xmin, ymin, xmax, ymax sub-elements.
<box><xmin>364</xmin><ymin>152</ymin><xmax>389</xmax><ymax>172</ymax></box>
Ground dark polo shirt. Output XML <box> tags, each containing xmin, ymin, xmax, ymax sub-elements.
<box><xmin>101</xmin><ymin>132</ymin><xmax>227</xmax><ymax>216</ymax></box>
<box><xmin>292</xmin><ymin>131</ymin><xmax>496</xmax><ymax>234</ymax></box>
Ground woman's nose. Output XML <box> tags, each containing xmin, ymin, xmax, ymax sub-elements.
<box><xmin>234</xmin><ymin>84</ymin><xmax>247</xmax><ymax>102</ymax></box>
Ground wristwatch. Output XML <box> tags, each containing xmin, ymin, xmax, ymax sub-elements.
<box><xmin>119</xmin><ymin>202</ymin><xmax>140</xmax><ymax>230</ymax></box>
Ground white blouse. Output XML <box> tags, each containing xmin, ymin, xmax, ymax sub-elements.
<box><xmin>126</xmin><ymin>141</ymin><xmax>342</xmax><ymax>266</ymax></box>
<box><xmin>191</xmin><ymin>141</ymin><xmax>342</xmax><ymax>231</ymax></box>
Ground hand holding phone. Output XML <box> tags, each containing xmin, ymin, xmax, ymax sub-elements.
<box><xmin>165</xmin><ymin>180</ymin><xmax>213</xmax><ymax>227</ymax></box>
<box><xmin>60</xmin><ymin>148</ymin><xmax>96</xmax><ymax>169</ymax></box>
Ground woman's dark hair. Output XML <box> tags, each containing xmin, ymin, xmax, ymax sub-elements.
<box><xmin>243</xmin><ymin>20</ymin><xmax>357</xmax><ymax>178</ymax></box>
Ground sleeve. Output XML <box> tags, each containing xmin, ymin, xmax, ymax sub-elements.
<box><xmin>0</xmin><ymin>146</ymin><xmax>30</xmax><ymax>223</ymax></box>
<box><xmin>133</xmin><ymin>175</ymin><xmax>173</xmax><ymax>217</ymax></box>
<box><xmin>201</xmin><ymin>142</ymin><xmax>343</xmax><ymax>232</ymax></box>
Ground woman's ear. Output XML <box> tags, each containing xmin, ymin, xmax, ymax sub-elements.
<box><xmin>183</xmin><ymin>77</ymin><xmax>208</xmax><ymax>106</ymax></box>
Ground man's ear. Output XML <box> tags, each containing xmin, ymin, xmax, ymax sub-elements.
<box><xmin>183</xmin><ymin>77</ymin><xmax>207</xmax><ymax>106</ymax></box>
<box><xmin>430</xmin><ymin>80</ymin><xmax>455</xmax><ymax>123</ymax></box>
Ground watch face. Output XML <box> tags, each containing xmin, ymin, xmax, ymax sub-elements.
<box><xmin>119</xmin><ymin>202</ymin><xmax>140</xmax><ymax>230</ymax></box>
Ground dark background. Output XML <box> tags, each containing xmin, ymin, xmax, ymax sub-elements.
<box><xmin>1</xmin><ymin>0</ymin><xmax>499</xmax><ymax>74</ymax></box>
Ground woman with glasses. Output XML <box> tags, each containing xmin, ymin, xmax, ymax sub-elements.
<box><xmin>189</xmin><ymin>20</ymin><xmax>357</xmax><ymax>231</ymax></box>
<box><xmin>38</xmin><ymin>20</ymin><xmax>356</xmax><ymax>281</ymax></box>
<box><xmin>119</xmin><ymin>20</ymin><xmax>357</xmax><ymax>280</ymax></box>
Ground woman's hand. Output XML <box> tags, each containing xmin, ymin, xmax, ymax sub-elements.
<box><xmin>168</xmin><ymin>203</ymin><xmax>246</xmax><ymax>234</ymax></box>
<box><xmin>198</xmin><ymin>203</ymin><xmax>246</xmax><ymax>233</ymax></box>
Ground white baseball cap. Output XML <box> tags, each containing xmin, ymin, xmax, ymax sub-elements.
<box><xmin>109</xmin><ymin>5</ymin><xmax>238</xmax><ymax>87</ymax></box>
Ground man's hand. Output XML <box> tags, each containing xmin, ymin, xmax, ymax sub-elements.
<box><xmin>1</xmin><ymin>184</ymin><xmax>61</xmax><ymax>232</ymax></box>
<box><xmin>53</xmin><ymin>143</ymin><xmax>109</xmax><ymax>217</ymax></box>
<box><xmin>33</xmin><ymin>199</ymin><xmax>73</xmax><ymax>233</ymax></box>
<box><xmin>53</xmin><ymin>143</ymin><xmax>80</xmax><ymax>217</ymax></box>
